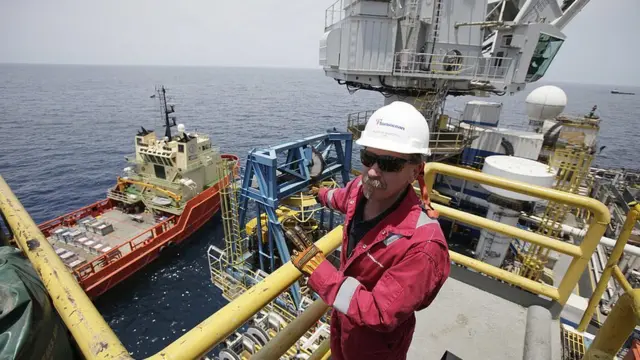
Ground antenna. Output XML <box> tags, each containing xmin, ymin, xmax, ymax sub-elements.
<box><xmin>153</xmin><ymin>85</ymin><xmax>177</xmax><ymax>139</ymax></box>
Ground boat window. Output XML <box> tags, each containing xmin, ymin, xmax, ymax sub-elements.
<box><xmin>154</xmin><ymin>164</ymin><xmax>166</xmax><ymax>179</ymax></box>
<box><xmin>526</xmin><ymin>32</ymin><xmax>564</xmax><ymax>82</ymax></box>
<box><xmin>178</xmin><ymin>144</ymin><xmax>184</xmax><ymax>153</ymax></box>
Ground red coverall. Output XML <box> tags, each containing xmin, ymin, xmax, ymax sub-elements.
<box><xmin>309</xmin><ymin>176</ymin><xmax>450</xmax><ymax>360</ymax></box>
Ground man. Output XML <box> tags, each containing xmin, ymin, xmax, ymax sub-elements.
<box><xmin>287</xmin><ymin>101</ymin><xmax>451</xmax><ymax>360</ymax></box>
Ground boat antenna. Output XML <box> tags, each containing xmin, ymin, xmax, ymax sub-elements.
<box><xmin>153</xmin><ymin>85</ymin><xmax>177</xmax><ymax>139</ymax></box>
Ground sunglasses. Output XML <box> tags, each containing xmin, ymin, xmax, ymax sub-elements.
<box><xmin>360</xmin><ymin>149</ymin><xmax>414</xmax><ymax>173</ymax></box>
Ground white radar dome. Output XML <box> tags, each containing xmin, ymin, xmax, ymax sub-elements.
<box><xmin>480</xmin><ymin>155</ymin><xmax>556</xmax><ymax>202</ymax></box>
<box><xmin>177</xmin><ymin>124</ymin><xmax>185</xmax><ymax>133</ymax></box>
<box><xmin>526</xmin><ymin>85</ymin><xmax>567</xmax><ymax>121</ymax></box>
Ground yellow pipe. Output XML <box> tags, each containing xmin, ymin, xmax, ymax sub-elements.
<box><xmin>0</xmin><ymin>176</ymin><xmax>132</xmax><ymax>360</ymax></box>
<box><xmin>433</xmin><ymin>204</ymin><xmax>583</xmax><ymax>258</ymax></box>
<box><xmin>251</xmin><ymin>298</ymin><xmax>330</xmax><ymax>360</ymax></box>
<box><xmin>148</xmin><ymin>226</ymin><xmax>344</xmax><ymax>360</ymax></box>
<box><xmin>613</xmin><ymin>265</ymin><xmax>633</xmax><ymax>294</ymax></box>
<box><xmin>449</xmin><ymin>252</ymin><xmax>561</xmax><ymax>300</ymax></box>
<box><xmin>308</xmin><ymin>338</ymin><xmax>331</xmax><ymax>360</ymax></box>
<box><xmin>583</xmin><ymin>289</ymin><xmax>640</xmax><ymax>360</ymax></box>
<box><xmin>422</xmin><ymin>163</ymin><xmax>610</xmax><ymax>221</ymax></box>
<box><xmin>423</xmin><ymin>162</ymin><xmax>610</xmax><ymax>306</ymax></box>
<box><xmin>578</xmin><ymin>205</ymin><xmax>639</xmax><ymax>331</ymax></box>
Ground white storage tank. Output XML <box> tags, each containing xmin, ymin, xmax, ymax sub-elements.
<box><xmin>480</xmin><ymin>155</ymin><xmax>556</xmax><ymax>201</ymax></box>
<box><xmin>475</xmin><ymin>155</ymin><xmax>556</xmax><ymax>268</ymax></box>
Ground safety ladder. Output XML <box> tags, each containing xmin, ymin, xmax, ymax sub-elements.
<box><xmin>431</xmin><ymin>0</ymin><xmax>444</xmax><ymax>47</ymax></box>
<box><xmin>518</xmin><ymin>146</ymin><xmax>594</xmax><ymax>281</ymax></box>
<box><xmin>413</xmin><ymin>80</ymin><xmax>449</xmax><ymax>122</ymax></box>
<box><xmin>218</xmin><ymin>158</ymin><xmax>245</xmax><ymax>267</ymax></box>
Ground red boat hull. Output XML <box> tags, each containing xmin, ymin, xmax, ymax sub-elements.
<box><xmin>38</xmin><ymin>154</ymin><xmax>239</xmax><ymax>298</ymax></box>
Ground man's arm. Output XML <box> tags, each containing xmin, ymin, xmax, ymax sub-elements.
<box><xmin>315</xmin><ymin>176</ymin><xmax>361</xmax><ymax>214</ymax></box>
<box><xmin>307</xmin><ymin>241</ymin><xmax>449</xmax><ymax>332</ymax></box>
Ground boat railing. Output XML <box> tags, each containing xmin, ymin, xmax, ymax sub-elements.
<box><xmin>73</xmin><ymin>215</ymin><xmax>177</xmax><ymax>280</ymax></box>
<box><xmin>37</xmin><ymin>199</ymin><xmax>112</xmax><ymax>237</ymax></box>
<box><xmin>393</xmin><ymin>51</ymin><xmax>512</xmax><ymax>83</ymax></box>
<box><xmin>324</xmin><ymin>0</ymin><xmax>346</xmax><ymax>29</ymax></box>
<box><xmin>2</xmin><ymin>168</ymin><xmax>638</xmax><ymax>360</ymax></box>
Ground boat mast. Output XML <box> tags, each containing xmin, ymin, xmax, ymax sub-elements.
<box><xmin>155</xmin><ymin>85</ymin><xmax>176</xmax><ymax>139</ymax></box>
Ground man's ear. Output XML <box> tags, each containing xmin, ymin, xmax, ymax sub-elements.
<box><xmin>411</xmin><ymin>162</ymin><xmax>423</xmax><ymax>181</ymax></box>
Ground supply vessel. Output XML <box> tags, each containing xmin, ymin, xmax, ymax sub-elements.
<box><xmin>35</xmin><ymin>86</ymin><xmax>238</xmax><ymax>298</ymax></box>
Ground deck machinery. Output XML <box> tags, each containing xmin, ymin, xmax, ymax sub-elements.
<box><xmin>208</xmin><ymin>132</ymin><xmax>353</xmax><ymax>309</ymax></box>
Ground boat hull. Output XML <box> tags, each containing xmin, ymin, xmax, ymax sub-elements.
<box><xmin>38</xmin><ymin>154</ymin><xmax>239</xmax><ymax>298</ymax></box>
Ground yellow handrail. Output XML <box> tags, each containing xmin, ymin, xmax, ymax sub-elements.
<box><xmin>0</xmin><ymin>176</ymin><xmax>132</xmax><ymax>360</ymax></box>
<box><xmin>583</xmin><ymin>289</ymin><xmax>640</xmax><ymax>360</ymax></box>
<box><xmin>577</xmin><ymin>203</ymin><xmax>640</xmax><ymax>331</ymax></box>
<box><xmin>423</xmin><ymin>162</ymin><xmax>611</xmax><ymax>306</ymax></box>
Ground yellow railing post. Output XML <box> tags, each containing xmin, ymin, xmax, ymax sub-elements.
<box><xmin>0</xmin><ymin>176</ymin><xmax>132</xmax><ymax>360</ymax></box>
<box><xmin>583</xmin><ymin>289</ymin><xmax>640</xmax><ymax>360</ymax></box>
<box><xmin>578</xmin><ymin>204</ymin><xmax>640</xmax><ymax>331</ymax></box>
<box><xmin>308</xmin><ymin>338</ymin><xmax>331</xmax><ymax>360</ymax></box>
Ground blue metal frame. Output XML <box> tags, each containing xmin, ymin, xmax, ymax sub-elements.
<box><xmin>237</xmin><ymin>131</ymin><xmax>352</xmax><ymax>308</ymax></box>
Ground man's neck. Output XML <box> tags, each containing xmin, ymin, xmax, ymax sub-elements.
<box><xmin>362</xmin><ymin>187</ymin><xmax>407</xmax><ymax>221</ymax></box>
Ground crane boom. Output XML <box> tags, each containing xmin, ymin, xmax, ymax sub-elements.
<box><xmin>552</xmin><ymin>0</ymin><xmax>592</xmax><ymax>30</ymax></box>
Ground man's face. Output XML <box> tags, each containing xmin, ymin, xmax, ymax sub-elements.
<box><xmin>360</xmin><ymin>147</ymin><xmax>421</xmax><ymax>202</ymax></box>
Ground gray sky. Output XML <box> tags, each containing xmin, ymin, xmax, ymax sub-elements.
<box><xmin>1</xmin><ymin>0</ymin><xmax>638</xmax><ymax>86</ymax></box>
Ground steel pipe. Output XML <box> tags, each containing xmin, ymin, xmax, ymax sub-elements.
<box><xmin>251</xmin><ymin>298</ymin><xmax>330</xmax><ymax>360</ymax></box>
<box><xmin>0</xmin><ymin>176</ymin><xmax>132</xmax><ymax>360</ymax></box>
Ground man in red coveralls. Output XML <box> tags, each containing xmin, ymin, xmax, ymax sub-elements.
<box><xmin>286</xmin><ymin>101</ymin><xmax>451</xmax><ymax>360</ymax></box>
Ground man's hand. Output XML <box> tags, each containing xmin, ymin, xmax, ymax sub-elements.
<box><xmin>284</xmin><ymin>225</ymin><xmax>326</xmax><ymax>276</ymax></box>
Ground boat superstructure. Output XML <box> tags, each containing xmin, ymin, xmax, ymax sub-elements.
<box><xmin>34</xmin><ymin>86</ymin><xmax>238</xmax><ymax>298</ymax></box>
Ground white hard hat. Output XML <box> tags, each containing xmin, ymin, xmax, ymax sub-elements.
<box><xmin>356</xmin><ymin>101</ymin><xmax>431</xmax><ymax>155</ymax></box>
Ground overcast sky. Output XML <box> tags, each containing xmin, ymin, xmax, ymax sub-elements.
<box><xmin>1</xmin><ymin>0</ymin><xmax>638</xmax><ymax>86</ymax></box>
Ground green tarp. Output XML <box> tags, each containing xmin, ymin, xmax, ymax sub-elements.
<box><xmin>0</xmin><ymin>247</ymin><xmax>75</xmax><ymax>360</ymax></box>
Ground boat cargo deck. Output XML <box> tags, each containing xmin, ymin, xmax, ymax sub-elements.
<box><xmin>46</xmin><ymin>208</ymin><xmax>161</xmax><ymax>271</ymax></box>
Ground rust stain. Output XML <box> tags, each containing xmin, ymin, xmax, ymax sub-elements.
<box><xmin>26</xmin><ymin>238</ymin><xmax>40</xmax><ymax>250</ymax></box>
<box><xmin>90</xmin><ymin>341</ymin><xmax>109</xmax><ymax>356</ymax></box>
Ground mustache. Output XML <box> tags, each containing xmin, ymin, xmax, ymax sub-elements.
<box><xmin>363</xmin><ymin>173</ymin><xmax>386</xmax><ymax>189</ymax></box>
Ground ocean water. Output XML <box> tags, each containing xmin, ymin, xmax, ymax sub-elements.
<box><xmin>0</xmin><ymin>64</ymin><xmax>638</xmax><ymax>358</ymax></box>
